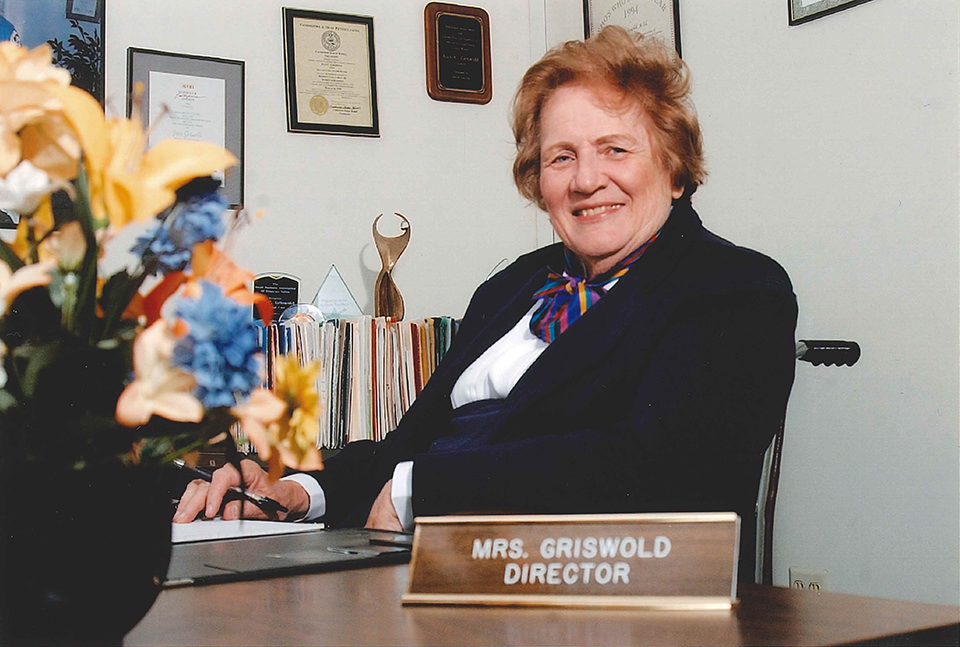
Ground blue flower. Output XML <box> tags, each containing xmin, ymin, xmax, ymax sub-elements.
<box><xmin>171</xmin><ymin>281</ymin><xmax>261</xmax><ymax>408</ymax></box>
<box><xmin>131</xmin><ymin>190</ymin><xmax>228</xmax><ymax>275</ymax></box>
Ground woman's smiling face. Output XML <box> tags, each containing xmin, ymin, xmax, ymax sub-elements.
<box><xmin>538</xmin><ymin>83</ymin><xmax>682</xmax><ymax>277</ymax></box>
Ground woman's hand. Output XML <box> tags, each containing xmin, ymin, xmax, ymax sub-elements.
<box><xmin>365</xmin><ymin>479</ymin><xmax>403</xmax><ymax>531</ymax></box>
<box><xmin>172</xmin><ymin>459</ymin><xmax>309</xmax><ymax>523</ymax></box>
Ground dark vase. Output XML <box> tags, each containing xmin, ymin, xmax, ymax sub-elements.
<box><xmin>0</xmin><ymin>462</ymin><xmax>172</xmax><ymax>646</ymax></box>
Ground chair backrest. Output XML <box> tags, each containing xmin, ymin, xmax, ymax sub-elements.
<box><xmin>754</xmin><ymin>340</ymin><xmax>860</xmax><ymax>585</ymax></box>
<box><xmin>755</xmin><ymin>420</ymin><xmax>785</xmax><ymax>585</ymax></box>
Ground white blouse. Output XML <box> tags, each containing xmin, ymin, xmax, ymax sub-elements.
<box><xmin>449</xmin><ymin>304</ymin><xmax>548</xmax><ymax>409</ymax></box>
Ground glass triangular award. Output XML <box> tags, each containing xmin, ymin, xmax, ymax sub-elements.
<box><xmin>312</xmin><ymin>265</ymin><xmax>363</xmax><ymax>320</ymax></box>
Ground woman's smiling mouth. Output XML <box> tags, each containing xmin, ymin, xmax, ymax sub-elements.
<box><xmin>574</xmin><ymin>203</ymin><xmax>624</xmax><ymax>217</ymax></box>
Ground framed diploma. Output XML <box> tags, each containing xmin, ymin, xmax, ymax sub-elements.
<box><xmin>583</xmin><ymin>0</ymin><xmax>682</xmax><ymax>56</ymax></box>
<box><xmin>282</xmin><ymin>8</ymin><xmax>380</xmax><ymax>137</ymax></box>
<box><xmin>126</xmin><ymin>48</ymin><xmax>245</xmax><ymax>206</ymax></box>
<box><xmin>424</xmin><ymin>3</ymin><xmax>492</xmax><ymax>105</ymax></box>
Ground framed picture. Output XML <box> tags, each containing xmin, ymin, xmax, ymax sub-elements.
<box><xmin>127</xmin><ymin>48</ymin><xmax>245</xmax><ymax>207</ymax></box>
<box><xmin>788</xmin><ymin>0</ymin><xmax>876</xmax><ymax>25</ymax></box>
<box><xmin>282</xmin><ymin>8</ymin><xmax>380</xmax><ymax>137</ymax></box>
<box><xmin>66</xmin><ymin>0</ymin><xmax>102</xmax><ymax>22</ymax></box>
<box><xmin>424</xmin><ymin>2</ymin><xmax>492</xmax><ymax>105</ymax></box>
<box><xmin>0</xmin><ymin>0</ymin><xmax>105</xmax><ymax>103</ymax></box>
<box><xmin>583</xmin><ymin>0</ymin><xmax>681</xmax><ymax>56</ymax></box>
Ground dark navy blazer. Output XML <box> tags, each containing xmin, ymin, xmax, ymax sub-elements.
<box><xmin>306</xmin><ymin>199</ymin><xmax>797</xmax><ymax>579</ymax></box>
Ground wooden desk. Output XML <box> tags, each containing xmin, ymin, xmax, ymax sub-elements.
<box><xmin>126</xmin><ymin>564</ymin><xmax>959</xmax><ymax>646</ymax></box>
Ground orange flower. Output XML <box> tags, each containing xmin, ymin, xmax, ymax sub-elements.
<box><xmin>190</xmin><ymin>240</ymin><xmax>273</xmax><ymax>324</ymax></box>
<box><xmin>115</xmin><ymin>319</ymin><xmax>204</xmax><ymax>427</ymax></box>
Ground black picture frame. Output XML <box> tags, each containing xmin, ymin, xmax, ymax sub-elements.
<box><xmin>583</xmin><ymin>0</ymin><xmax>681</xmax><ymax>56</ymax></box>
<box><xmin>126</xmin><ymin>48</ymin><xmax>245</xmax><ymax>207</ymax></box>
<box><xmin>788</xmin><ymin>0</ymin><xmax>876</xmax><ymax>25</ymax></box>
<box><xmin>282</xmin><ymin>8</ymin><xmax>380</xmax><ymax>137</ymax></box>
<box><xmin>66</xmin><ymin>0</ymin><xmax>102</xmax><ymax>22</ymax></box>
<box><xmin>0</xmin><ymin>0</ymin><xmax>105</xmax><ymax>104</ymax></box>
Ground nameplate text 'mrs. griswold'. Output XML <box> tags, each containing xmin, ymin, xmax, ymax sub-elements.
<box><xmin>402</xmin><ymin>512</ymin><xmax>740</xmax><ymax>609</ymax></box>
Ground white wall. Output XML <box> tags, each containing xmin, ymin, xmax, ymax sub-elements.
<box><xmin>543</xmin><ymin>0</ymin><xmax>959</xmax><ymax>606</ymax></box>
<box><xmin>105</xmin><ymin>0</ymin><xmax>539</xmax><ymax>321</ymax></box>
<box><xmin>680</xmin><ymin>0</ymin><xmax>959</xmax><ymax>606</ymax></box>
<box><xmin>106</xmin><ymin>0</ymin><xmax>959</xmax><ymax>605</ymax></box>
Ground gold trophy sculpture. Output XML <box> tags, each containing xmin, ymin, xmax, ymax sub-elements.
<box><xmin>373</xmin><ymin>212</ymin><xmax>410</xmax><ymax>320</ymax></box>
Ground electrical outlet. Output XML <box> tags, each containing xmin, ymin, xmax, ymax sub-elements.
<box><xmin>789</xmin><ymin>566</ymin><xmax>830</xmax><ymax>591</ymax></box>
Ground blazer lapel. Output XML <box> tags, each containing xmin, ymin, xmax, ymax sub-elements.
<box><xmin>426</xmin><ymin>262</ymin><xmax>550</xmax><ymax>395</ymax></box>
<box><xmin>502</xmin><ymin>203</ymin><xmax>703</xmax><ymax>417</ymax></box>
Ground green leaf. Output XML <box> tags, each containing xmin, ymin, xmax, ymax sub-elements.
<box><xmin>69</xmin><ymin>166</ymin><xmax>101</xmax><ymax>342</ymax></box>
<box><xmin>14</xmin><ymin>340</ymin><xmax>61</xmax><ymax>399</ymax></box>
<box><xmin>98</xmin><ymin>267</ymin><xmax>147</xmax><ymax>340</ymax></box>
<box><xmin>0</xmin><ymin>238</ymin><xmax>25</xmax><ymax>272</ymax></box>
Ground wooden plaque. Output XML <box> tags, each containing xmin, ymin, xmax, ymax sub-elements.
<box><xmin>424</xmin><ymin>2</ymin><xmax>492</xmax><ymax>104</ymax></box>
<box><xmin>403</xmin><ymin>513</ymin><xmax>740</xmax><ymax>609</ymax></box>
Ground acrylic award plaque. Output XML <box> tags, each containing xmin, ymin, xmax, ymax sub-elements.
<box><xmin>373</xmin><ymin>212</ymin><xmax>410</xmax><ymax>320</ymax></box>
<box><xmin>312</xmin><ymin>265</ymin><xmax>363</xmax><ymax>320</ymax></box>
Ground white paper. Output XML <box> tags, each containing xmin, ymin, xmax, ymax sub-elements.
<box><xmin>148</xmin><ymin>71</ymin><xmax>226</xmax><ymax>149</ymax></box>
<box><xmin>171</xmin><ymin>519</ymin><xmax>324</xmax><ymax>544</ymax></box>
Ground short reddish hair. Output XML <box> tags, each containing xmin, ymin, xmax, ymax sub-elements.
<box><xmin>512</xmin><ymin>26</ymin><xmax>705</xmax><ymax>209</ymax></box>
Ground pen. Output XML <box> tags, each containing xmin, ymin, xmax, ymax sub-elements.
<box><xmin>173</xmin><ymin>458</ymin><xmax>288</xmax><ymax>514</ymax></box>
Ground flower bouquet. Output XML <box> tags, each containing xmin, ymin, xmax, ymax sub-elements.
<box><xmin>0</xmin><ymin>42</ymin><xmax>321</xmax><ymax>643</ymax></box>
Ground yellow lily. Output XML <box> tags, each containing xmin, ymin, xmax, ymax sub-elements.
<box><xmin>0</xmin><ymin>42</ymin><xmax>71</xmax><ymax>85</ymax></box>
<box><xmin>9</xmin><ymin>197</ymin><xmax>55</xmax><ymax>261</ymax></box>
<box><xmin>0</xmin><ymin>45</ymin><xmax>77</xmax><ymax>180</ymax></box>
<box><xmin>46</xmin><ymin>82</ymin><xmax>237</xmax><ymax>229</ymax></box>
<box><xmin>0</xmin><ymin>82</ymin><xmax>64</xmax><ymax>177</ymax></box>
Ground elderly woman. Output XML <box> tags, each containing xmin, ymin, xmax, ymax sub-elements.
<box><xmin>175</xmin><ymin>26</ymin><xmax>797</xmax><ymax>581</ymax></box>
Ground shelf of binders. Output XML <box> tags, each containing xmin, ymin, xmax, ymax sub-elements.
<box><xmin>248</xmin><ymin>316</ymin><xmax>459</xmax><ymax>451</ymax></box>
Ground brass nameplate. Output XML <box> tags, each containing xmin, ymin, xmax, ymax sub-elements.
<box><xmin>402</xmin><ymin>513</ymin><xmax>739</xmax><ymax>609</ymax></box>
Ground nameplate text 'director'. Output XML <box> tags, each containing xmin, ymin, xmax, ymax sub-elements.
<box><xmin>402</xmin><ymin>512</ymin><xmax>740</xmax><ymax>610</ymax></box>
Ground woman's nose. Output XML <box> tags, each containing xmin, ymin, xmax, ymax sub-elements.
<box><xmin>571</xmin><ymin>155</ymin><xmax>606</xmax><ymax>194</ymax></box>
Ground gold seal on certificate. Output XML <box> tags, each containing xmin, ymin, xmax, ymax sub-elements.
<box><xmin>310</xmin><ymin>94</ymin><xmax>330</xmax><ymax>116</ymax></box>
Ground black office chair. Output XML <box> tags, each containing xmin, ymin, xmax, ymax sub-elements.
<box><xmin>755</xmin><ymin>340</ymin><xmax>861</xmax><ymax>585</ymax></box>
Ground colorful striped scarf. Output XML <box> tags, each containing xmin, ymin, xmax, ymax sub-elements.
<box><xmin>529</xmin><ymin>232</ymin><xmax>660</xmax><ymax>343</ymax></box>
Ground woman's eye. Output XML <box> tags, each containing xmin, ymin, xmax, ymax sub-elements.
<box><xmin>549</xmin><ymin>153</ymin><xmax>573</xmax><ymax>165</ymax></box>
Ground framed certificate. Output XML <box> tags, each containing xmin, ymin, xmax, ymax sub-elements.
<box><xmin>583</xmin><ymin>0</ymin><xmax>681</xmax><ymax>56</ymax></box>
<box><xmin>126</xmin><ymin>48</ymin><xmax>245</xmax><ymax>206</ymax></box>
<box><xmin>424</xmin><ymin>3</ymin><xmax>492</xmax><ymax>105</ymax></box>
<box><xmin>282</xmin><ymin>8</ymin><xmax>380</xmax><ymax>137</ymax></box>
<box><xmin>788</xmin><ymin>0</ymin><xmax>876</xmax><ymax>25</ymax></box>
